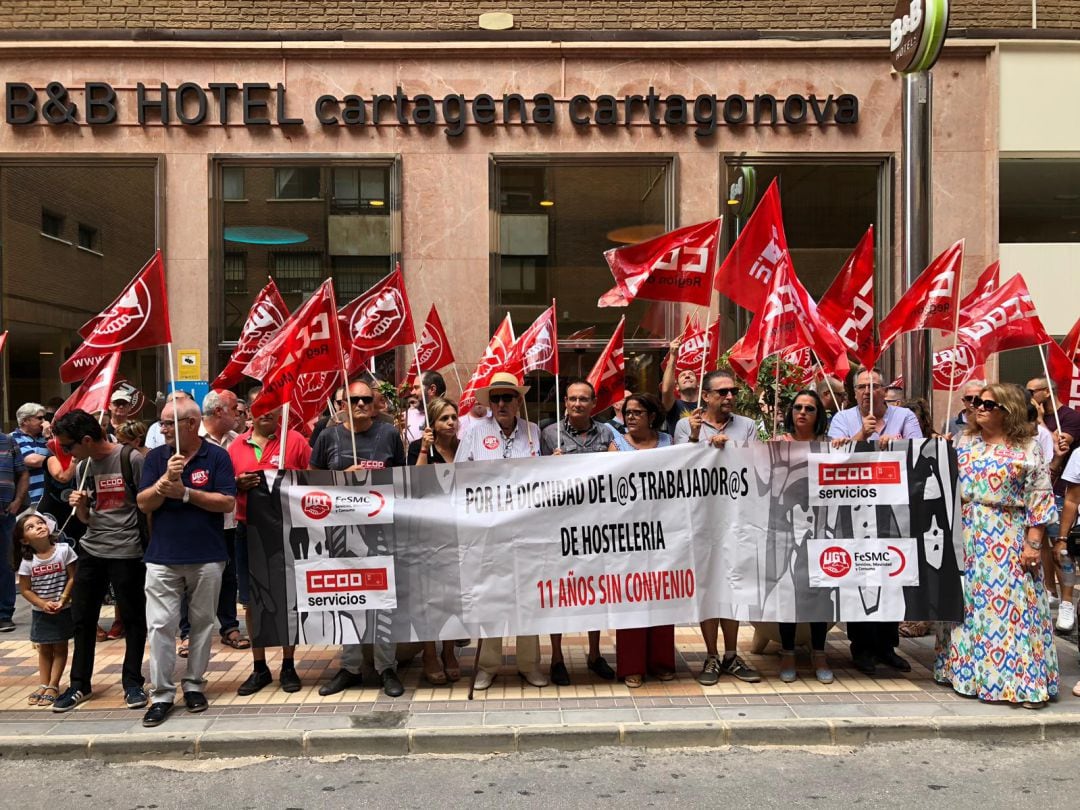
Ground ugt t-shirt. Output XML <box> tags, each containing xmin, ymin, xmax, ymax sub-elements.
<box><xmin>77</xmin><ymin>445</ymin><xmax>145</xmax><ymax>559</ymax></box>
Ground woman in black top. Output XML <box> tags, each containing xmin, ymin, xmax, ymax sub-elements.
<box><xmin>407</xmin><ymin>397</ymin><xmax>462</xmax><ymax>683</ymax></box>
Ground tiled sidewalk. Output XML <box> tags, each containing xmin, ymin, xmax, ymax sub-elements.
<box><xmin>1</xmin><ymin>603</ymin><xmax>1078</xmax><ymax>737</ymax></box>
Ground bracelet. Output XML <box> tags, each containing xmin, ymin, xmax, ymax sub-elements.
<box><xmin>1026</xmin><ymin>540</ymin><xmax>1043</xmax><ymax>551</ymax></box>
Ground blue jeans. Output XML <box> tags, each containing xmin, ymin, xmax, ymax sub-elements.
<box><xmin>0</xmin><ymin>513</ymin><xmax>15</xmax><ymax>622</ymax></box>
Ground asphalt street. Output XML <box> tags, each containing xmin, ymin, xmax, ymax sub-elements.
<box><xmin>4</xmin><ymin>739</ymin><xmax>1069</xmax><ymax>809</ymax></box>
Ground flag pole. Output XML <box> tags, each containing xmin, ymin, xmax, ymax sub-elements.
<box><xmin>1038</xmin><ymin>344</ymin><xmax>1065</xmax><ymax>435</ymax></box>
<box><xmin>772</xmin><ymin>352</ymin><xmax>781</xmax><ymax>437</ymax></box>
<box><xmin>278</xmin><ymin>402</ymin><xmax>289</xmax><ymax>471</ymax></box>
<box><xmin>815</xmin><ymin>358</ymin><xmax>841</xmax><ymax>414</ymax></box>
<box><xmin>696</xmin><ymin>316</ymin><xmax>713</xmax><ymax>407</ymax></box>
<box><xmin>338</xmin><ymin>357</ymin><xmax>358</xmax><ymax>465</ymax></box>
<box><xmin>166</xmin><ymin>343</ymin><xmax>181</xmax><ymax>454</ymax></box>
<box><xmin>941</xmin><ymin>255</ymin><xmax>966</xmax><ymax>433</ymax></box>
<box><xmin>552</xmin><ymin>298</ymin><xmax>562</xmax><ymax>453</ymax></box>
<box><xmin>57</xmin><ymin>409</ymin><xmax>104</xmax><ymax>536</ymax></box>
<box><xmin>413</xmin><ymin>343</ymin><xmax>430</xmax><ymax>427</ymax></box>
<box><xmin>450</xmin><ymin>364</ymin><xmax>465</xmax><ymax>401</ymax></box>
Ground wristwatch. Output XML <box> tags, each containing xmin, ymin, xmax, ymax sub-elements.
<box><xmin>182</xmin><ymin>487</ymin><xmax>190</xmax><ymax>504</ymax></box>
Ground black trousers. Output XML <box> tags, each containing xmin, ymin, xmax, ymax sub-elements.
<box><xmin>778</xmin><ymin>622</ymin><xmax>828</xmax><ymax>651</ymax></box>
<box><xmin>69</xmin><ymin>552</ymin><xmax>147</xmax><ymax>692</ymax></box>
<box><xmin>847</xmin><ymin>622</ymin><xmax>900</xmax><ymax>657</ymax></box>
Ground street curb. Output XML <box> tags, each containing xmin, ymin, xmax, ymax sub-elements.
<box><xmin>3</xmin><ymin>715</ymin><xmax>1080</xmax><ymax>760</ymax></box>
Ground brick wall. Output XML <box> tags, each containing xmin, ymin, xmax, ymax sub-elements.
<box><xmin>0</xmin><ymin>1</ymin><xmax>1069</xmax><ymax>33</ymax></box>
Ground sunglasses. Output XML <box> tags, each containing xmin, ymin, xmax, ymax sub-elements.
<box><xmin>962</xmin><ymin>395</ymin><xmax>977</xmax><ymax>403</ymax></box>
<box><xmin>972</xmin><ymin>397</ymin><xmax>1004</xmax><ymax>412</ymax></box>
<box><xmin>348</xmin><ymin>395</ymin><xmax>374</xmax><ymax>406</ymax></box>
<box><xmin>707</xmin><ymin>387</ymin><xmax>739</xmax><ymax>397</ymax></box>
<box><xmin>489</xmin><ymin>393</ymin><xmax>519</xmax><ymax>404</ymax></box>
<box><xmin>791</xmin><ymin>404</ymin><xmax>817</xmax><ymax>413</ymax></box>
<box><xmin>1027</xmin><ymin>387</ymin><xmax>1048</xmax><ymax>395</ymax></box>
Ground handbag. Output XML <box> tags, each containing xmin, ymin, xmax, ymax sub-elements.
<box><xmin>1067</xmin><ymin>523</ymin><xmax>1080</xmax><ymax>559</ymax></box>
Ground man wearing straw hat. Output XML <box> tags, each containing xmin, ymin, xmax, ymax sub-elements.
<box><xmin>456</xmin><ymin>370</ymin><xmax>547</xmax><ymax>689</ymax></box>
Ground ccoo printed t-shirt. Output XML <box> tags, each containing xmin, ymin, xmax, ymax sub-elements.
<box><xmin>18</xmin><ymin>543</ymin><xmax>77</xmax><ymax>611</ymax></box>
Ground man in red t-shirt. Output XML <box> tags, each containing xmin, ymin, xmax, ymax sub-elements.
<box><xmin>227</xmin><ymin>406</ymin><xmax>311</xmax><ymax>696</ymax></box>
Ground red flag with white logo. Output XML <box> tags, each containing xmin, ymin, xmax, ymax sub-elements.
<box><xmin>212</xmin><ymin>279</ymin><xmax>289</xmax><ymax>390</ymax></box>
<box><xmin>506</xmin><ymin>303</ymin><xmax>559</xmax><ymax>377</ymax></box>
<box><xmin>54</xmin><ymin>353</ymin><xmax>121</xmax><ymax>421</ymax></box>
<box><xmin>247</xmin><ymin>280</ymin><xmax>344</xmax><ymax>418</ymax></box>
<box><xmin>337</xmin><ymin>266</ymin><xmax>416</xmax><ymax>377</ymax></box>
<box><xmin>604</xmin><ymin>219</ymin><xmax>720</xmax><ymax>307</ymax></box>
<box><xmin>877</xmin><ymin>239</ymin><xmax>964</xmax><ymax>355</ymax></box>
<box><xmin>713</xmin><ymin>179</ymin><xmax>789</xmax><ymax>313</ymax></box>
<box><xmin>405</xmin><ymin>304</ymin><xmax>456</xmax><ymax>381</ymax></box>
<box><xmin>818</xmin><ymin>226</ymin><xmax>878</xmax><ymax>369</ymax></box>
<box><xmin>586</xmin><ymin>316</ymin><xmax>626</xmax><ymax>413</ymax></box>
<box><xmin>1060</xmin><ymin>313</ymin><xmax>1080</xmax><ymax>366</ymax></box>
<box><xmin>959</xmin><ymin>260</ymin><xmax>1000</xmax><ymax>314</ymax></box>
<box><xmin>459</xmin><ymin>315</ymin><xmax>515</xmax><ymax>414</ymax></box>
<box><xmin>61</xmin><ymin>250</ymin><xmax>172</xmax><ymax>383</ymax></box>
<box><xmin>1047</xmin><ymin>340</ymin><xmax>1080</xmax><ymax>409</ymax></box>
<box><xmin>931</xmin><ymin>344</ymin><xmax>987</xmax><ymax>391</ymax></box>
<box><xmin>288</xmin><ymin>370</ymin><xmax>343</xmax><ymax>436</ymax></box>
<box><xmin>956</xmin><ymin>273</ymin><xmax>1051</xmax><ymax>361</ymax></box>
<box><xmin>661</xmin><ymin>315</ymin><xmax>720</xmax><ymax>375</ymax></box>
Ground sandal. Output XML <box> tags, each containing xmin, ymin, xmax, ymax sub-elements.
<box><xmin>1022</xmin><ymin>700</ymin><xmax>1047</xmax><ymax>710</ymax></box>
<box><xmin>650</xmin><ymin>668</ymin><xmax>676</xmax><ymax>682</ymax></box>
<box><xmin>38</xmin><ymin>686</ymin><xmax>59</xmax><ymax>705</ymax></box>
<box><xmin>221</xmin><ymin>630</ymin><xmax>251</xmax><ymax>650</ymax></box>
<box><xmin>96</xmin><ymin>626</ymin><xmax>108</xmax><ymax>643</ymax></box>
<box><xmin>177</xmin><ymin>638</ymin><xmax>189</xmax><ymax>658</ymax></box>
<box><xmin>442</xmin><ymin>651</ymin><xmax>461</xmax><ymax>682</ymax></box>
<box><xmin>624</xmin><ymin>674</ymin><xmax>644</xmax><ymax>688</ymax></box>
<box><xmin>424</xmin><ymin>665</ymin><xmax>448</xmax><ymax>686</ymax></box>
<box><xmin>27</xmin><ymin>684</ymin><xmax>48</xmax><ymax>706</ymax></box>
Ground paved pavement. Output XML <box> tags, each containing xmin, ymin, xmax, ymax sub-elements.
<box><xmin>2</xmin><ymin>600</ymin><xmax>1079</xmax><ymax>758</ymax></box>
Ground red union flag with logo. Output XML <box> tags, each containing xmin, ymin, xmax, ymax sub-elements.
<box><xmin>959</xmin><ymin>260</ymin><xmax>1000</xmax><ymax>314</ymax></box>
<box><xmin>338</xmin><ymin>266</ymin><xmax>416</xmax><ymax>376</ymax></box>
<box><xmin>212</xmin><ymin>279</ymin><xmax>289</xmax><ymax>390</ymax></box>
<box><xmin>713</xmin><ymin>179</ymin><xmax>789</xmax><ymax>313</ymax></box>
<box><xmin>818</xmin><ymin>226</ymin><xmax>878</xmax><ymax>369</ymax></box>
<box><xmin>1047</xmin><ymin>340</ymin><xmax>1080</xmax><ymax>409</ymax></box>
<box><xmin>586</xmin><ymin>316</ymin><xmax>626</xmax><ymax>413</ymax></box>
<box><xmin>506</xmin><ymin>303</ymin><xmax>559</xmax><ymax>377</ymax></box>
<box><xmin>877</xmin><ymin>239</ymin><xmax>964</xmax><ymax>354</ymax></box>
<box><xmin>246</xmin><ymin>280</ymin><xmax>344</xmax><ymax>418</ymax></box>
<box><xmin>459</xmin><ymin>315</ymin><xmax>515</xmax><ymax>414</ymax></box>
<box><xmin>287</xmin><ymin>370</ymin><xmax>343</xmax><ymax>435</ymax></box>
<box><xmin>955</xmin><ymin>273</ymin><xmax>1051</xmax><ymax>361</ymax></box>
<box><xmin>603</xmin><ymin>219</ymin><xmax>720</xmax><ymax>307</ymax></box>
<box><xmin>61</xmin><ymin>250</ymin><xmax>172</xmax><ymax>383</ymax></box>
<box><xmin>53</xmin><ymin>353</ymin><xmax>121</xmax><ymax>421</ymax></box>
<box><xmin>406</xmin><ymin>304</ymin><xmax>455</xmax><ymax>381</ymax></box>
<box><xmin>662</xmin><ymin>315</ymin><xmax>720</xmax><ymax>376</ymax></box>
<box><xmin>931</xmin><ymin>343</ymin><xmax>987</xmax><ymax>391</ymax></box>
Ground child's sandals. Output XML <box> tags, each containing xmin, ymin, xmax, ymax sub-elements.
<box><xmin>28</xmin><ymin>684</ymin><xmax>57</xmax><ymax>706</ymax></box>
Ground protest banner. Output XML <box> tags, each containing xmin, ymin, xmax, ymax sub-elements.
<box><xmin>246</xmin><ymin>439</ymin><xmax>963</xmax><ymax>647</ymax></box>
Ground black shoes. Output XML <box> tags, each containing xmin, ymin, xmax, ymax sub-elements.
<box><xmin>878</xmin><ymin>649</ymin><xmax>912</xmax><ymax>672</ymax></box>
<box><xmin>318</xmin><ymin>668</ymin><xmax>365</xmax><ymax>696</ymax></box>
<box><xmin>184</xmin><ymin>691</ymin><xmax>208</xmax><ymax>713</ymax></box>
<box><xmin>142</xmin><ymin>702</ymin><xmax>173</xmax><ymax>727</ymax></box>
<box><xmin>381</xmin><ymin>669</ymin><xmax>404</xmax><ymax>697</ymax></box>
<box><xmin>237</xmin><ymin>669</ymin><xmax>274</xmax><ymax>696</ymax></box>
<box><xmin>852</xmin><ymin>652</ymin><xmax>876</xmax><ymax>676</ymax></box>
<box><xmin>587</xmin><ymin>656</ymin><xmax>616</xmax><ymax>681</ymax></box>
<box><xmin>280</xmin><ymin>667</ymin><xmax>302</xmax><ymax>693</ymax></box>
<box><xmin>550</xmin><ymin>661</ymin><xmax>571</xmax><ymax>686</ymax></box>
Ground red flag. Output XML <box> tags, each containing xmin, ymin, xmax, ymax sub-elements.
<box><xmin>586</xmin><ymin>317</ymin><xmax>626</xmax><ymax>413</ymax></box>
<box><xmin>604</xmin><ymin>219</ymin><xmax>720</xmax><ymax>307</ymax></box>
<box><xmin>54</xmin><ymin>353</ymin><xmax>120</xmax><ymax>422</ymax></box>
<box><xmin>714</xmin><ymin>179</ymin><xmax>790</xmax><ymax>313</ymax></box>
<box><xmin>405</xmin><ymin>305</ymin><xmax>456</xmax><ymax>381</ymax></box>
<box><xmin>0</xmin><ymin>331</ymin><xmax>7</xmax><ymax>356</ymax></box>
<box><xmin>818</xmin><ymin>226</ymin><xmax>878</xmax><ymax>369</ymax></box>
<box><xmin>288</xmin><ymin>370</ymin><xmax>343</xmax><ymax>436</ymax></box>
<box><xmin>956</xmin><ymin>273</ymin><xmax>1051</xmax><ymax>361</ymax></box>
<box><xmin>662</xmin><ymin>315</ymin><xmax>719</xmax><ymax>375</ymax></box>
<box><xmin>781</xmin><ymin>346</ymin><xmax>815</xmax><ymax>387</ymax></box>
<box><xmin>459</xmin><ymin>315</ymin><xmax>515</xmax><ymax>414</ymax></box>
<box><xmin>1060</xmin><ymin>313</ymin><xmax>1080</xmax><ymax>365</ymax></box>
<box><xmin>247</xmin><ymin>280</ymin><xmax>344</xmax><ymax>418</ymax></box>
<box><xmin>959</xmin><ymin>260</ymin><xmax>1000</xmax><ymax>313</ymax></box>
<box><xmin>337</xmin><ymin>266</ymin><xmax>416</xmax><ymax>376</ymax></box>
<box><xmin>212</xmin><ymin>279</ymin><xmax>289</xmax><ymax>390</ymax></box>
<box><xmin>1047</xmin><ymin>340</ymin><xmax>1080</xmax><ymax>409</ymax></box>
<box><xmin>565</xmin><ymin>326</ymin><xmax>596</xmax><ymax>342</ymax></box>
<box><xmin>506</xmin><ymin>303</ymin><xmax>559</xmax><ymax>377</ymax></box>
<box><xmin>597</xmin><ymin>285</ymin><xmax>628</xmax><ymax>308</ymax></box>
<box><xmin>931</xmin><ymin>344</ymin><xmax>987</xmax><ymax>392</ymax></box>
<box><xmin>877</xmin><ymin>239</ymin><xmax>964</xmax><ymax>355</ymax></box>
<box><xmin>61</xmin><ymin>250</ymin><xmax>172</xmax><ymax>383</ymax></box>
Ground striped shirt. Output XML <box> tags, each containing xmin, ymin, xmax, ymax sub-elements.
<box><xmin>455</xmin><ymin>416</ymin><xmax>541</xmax><ymax>462</ymax></box>
<box><xmin>17</xmin><ymin>543</ymin><xmax>77</xmax><ymax>611</ymax></box>
<box><xmin>0</xmin><ymin>432</ymin><xmax>27</xmax><ymax>508</ymax></box>
<box><xmin>11</xmin><ymin>429</ymin><xmax>50</xmax><ymax>503</ymax></box>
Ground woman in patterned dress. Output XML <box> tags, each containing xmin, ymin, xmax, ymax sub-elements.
<box><xmin>934</xmin><ymin>382</ymin><xmax>1059</xmax><ymax>708</ymax></box>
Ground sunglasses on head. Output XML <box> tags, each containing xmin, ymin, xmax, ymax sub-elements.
<box><xmin>489</xmin><ymin>393</ymin><xmax>519</xmax><ymax>404</ymax></box>
<box><xmin>972</xmin><ymin>397</ymin><xmax>1004</xmax><ymax>412</ymax></box>
<box><xmin>348</xmin><ymin>395</ymin><xmax>374</xmax><ymax>406</ymax></box>
<box><xmin>791</xmin><ymin>404</ymin><xmax>817</xmax><ymax>413</ymax></box>
<box><xmin>707</xmin><ymin>386</ymin><xmax>739</xmax><ymax>397</ymax></box>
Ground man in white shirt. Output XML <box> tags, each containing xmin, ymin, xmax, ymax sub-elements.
<box><xmin>456</xmin><ymin>371</ymin><xmax>546</xmax><ymax>689</ymax></box>
<box><xmin>404</xmin><ymin>371</ymin><xmax>447</xmax><ymax>444</ymax></box>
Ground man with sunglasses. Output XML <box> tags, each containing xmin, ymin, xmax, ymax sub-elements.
<box><xmin>948</xmin><ymin>380</ymin><xmax>986</xmax><ymax>437</ymax></box>
<box><xmin>136</xmin><ymin>397</ymin><xmax>237</xmax><ymax>727</ymax></box>
<box><xmin>539</xmin><ymin>379</ymin><xmax>616</xmax><ymax>685</ymax></box>
<box><xmin>456</xmin><ymin>371</ymin><xmax>547</xmax><ymax>689</ymax></box>
<box><xmin>673</xmin><ymin>369</ymin><xmax>762</xmax><ymax>685</ymax></box>
<box><xmin>311</xmin><ymin>379</ymin><xmax>407</xmax><ymax>698</ymax></box>
<box><xmin>827</xmin><ymin>367</ymin><xmax>922</xmax><ymax>676</ymax></box>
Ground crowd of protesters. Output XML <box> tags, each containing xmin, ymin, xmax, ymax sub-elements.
<box><xmin>2</xmin><ymin>341</ymin><xmax>1077</xmax><ymax>723</ymax></box>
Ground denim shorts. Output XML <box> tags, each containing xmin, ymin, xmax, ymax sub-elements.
<box><xmin>30</xmin><ymin>608</ymin><xmax>74</xmax><ymax>644</ymax></box>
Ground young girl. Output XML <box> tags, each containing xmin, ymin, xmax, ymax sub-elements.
<box><xmin>12</xmin><ymin>513</ymin><xmax>77</xmax><ymax>706</ymax></box>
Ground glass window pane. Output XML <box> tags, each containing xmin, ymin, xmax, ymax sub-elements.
<box><xmin>222</xmin><ymin>167</ymin><xmax>245</xmax><ymax>201</ymax></box>
<box><xmin>274</xmin><ymin>167</ymin><xmax>321</xmax><ymax>199</ymax></box>
<box><xmin>1001</xmin><ymin>159</ymin><xmax>1080</xmax><ymax>243</ymax></box>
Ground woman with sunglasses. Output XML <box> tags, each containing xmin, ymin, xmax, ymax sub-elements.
<box><xmin>775</xmin><ymin>390</ymin><xmax>834</xmax><ymax>684</ymax></box>
<box><xmin>934</xmin><ymin>383</ymin><xmax>1059</xmax><ymax>709</ymax></box>
<box><xmin>607</xmin><ymin>393</ymin><xmax>675</xmax><ymax>687</ymax></box>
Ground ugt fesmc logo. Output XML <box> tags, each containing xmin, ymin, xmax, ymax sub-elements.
<box><xmin>301</xmin><ymin>491</ymin><xmax>333</xmax><ymax>520</ymax></box>
<box><xmin>809</xmin><ymin>538</ymin><xmax>918</xmax><ymax>587</ymax></box>
<box><xmin>820</xmin><ymin>546</ymin><xmax>852</xmax><ymax>578</ymax></box>
<box><xmin>819</xmin><ymin>545</ymin><xmax>907</xmax><ymax>579</ymax></box>
<box><xmin>292</xmin><ymin>485</ymin><xmax>394</xmax><ymax>526</ymax></box>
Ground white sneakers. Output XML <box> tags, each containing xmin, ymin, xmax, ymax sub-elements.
<box><xmin>1056</xmin><ymin>599</ymin><xmax>1076</xmax><ymax>633</ymax></box>
<box><xmin>473</xmin><ymin>670</ymin><xmax>496</xmax><ymax>690</ymax></box>
<box><xmin>473</xmin><ymin>668</ymin><xmax>550</xmax><ymax>689</ymax></box>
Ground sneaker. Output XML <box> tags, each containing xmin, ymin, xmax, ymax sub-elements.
<box><xmin>1050</xmin><ymin>594</ymin><xmax>1061</xmax><ymax>609</ymax></box>
<box><xmin>0</xmin><ymin>619</ymin><xmax>14</xmax><ymax>633</ymax></box>
<box><xmin>1057</xmin><ymin>600</ymin><xmax>1076</xmax><ymax>633</ymax></box>
<box><xmin>52</xmin><ymin>687</ymin><xmax>91</xmax><ymax>713</ymax></box>
<box><xmin>720</xmin><ymin>653</ymin><xmax>762</xmax><ymax>683</ymax></box>
<box><xmin>124</xmin><ymin>686</ymin><xmax>148</xmax><ymax>709</ymax></box>
<box><xmin>697</xmin><ymin>655</ymin><xmax>723</xmax><ymax>686</ymax></box>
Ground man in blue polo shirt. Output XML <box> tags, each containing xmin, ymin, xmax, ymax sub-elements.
<box><xmin>136</xmin><ymin>397</ymin><xmax>236</xmax><ymax>728</ymax></box>
<box><xmin>0</xmin><ymin>431</ymin><xmax>28</xmax><ymax>633</ymax></box>
<box><xmin>11</xmin><ymin>401</ymin><xmax>51</xmax><ymax>506</ymax></box>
